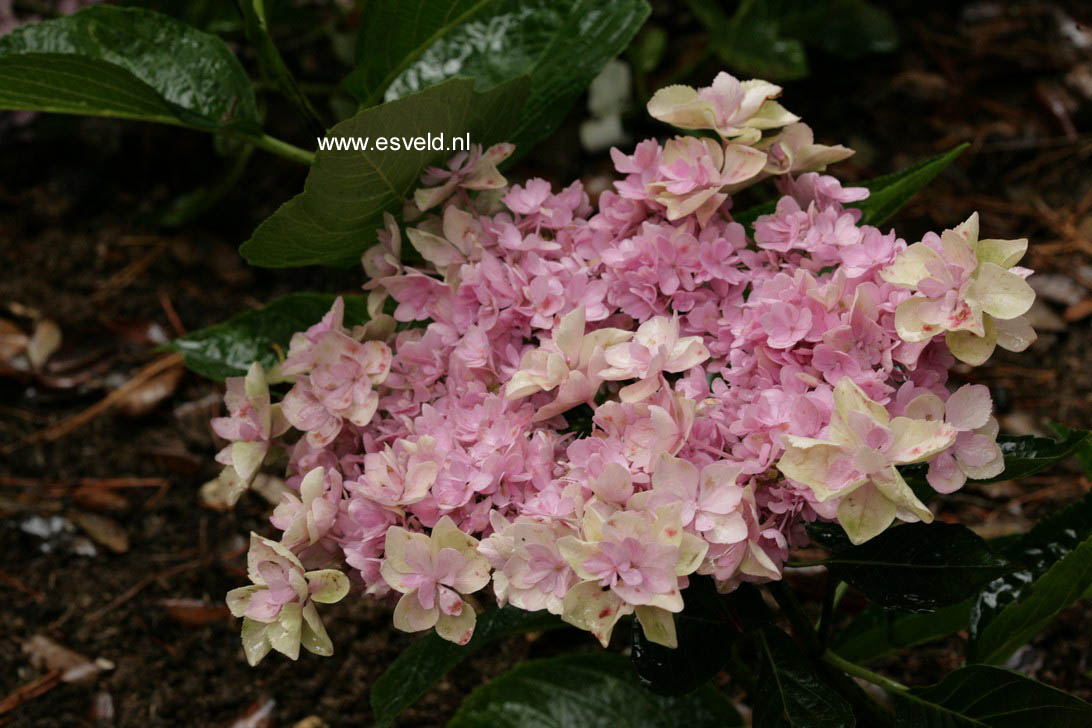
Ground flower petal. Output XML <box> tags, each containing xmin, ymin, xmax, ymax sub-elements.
<box><xmin>946</xmin><ymin>323</ymin><xmax>997</xmax><ymax>366</ymax></box>
<box><xmin>436</xmin><ymin>605</ymin><xmax>477</xmax><ymax>645</ymax></box>
<box><xmin>837</xmin><ymin>483</ymin><xmax>896</xmax><ymax>545</ymax></box>
<box><xmin>306</xmin><ymin>569</ymin><xmax>350</xmax><ymax>604</ymax></box>
<box><xmin>393</xmin><ymin>591</ymin><xmax>439</xmax><ymax>633</ymax></box>
<box><xmin>635</xmin><ymin>605</ymin><xmax>678</xmax><ymax>648</ymax></box>
<box><xmin>971</xmin><ymin>263</ymin><xmax>1035</xmax><ymax>320</ymax></box>
<box><xmin>300</xmin><ymin>601</ymin><xmax>334</xmax><ymax>657</ymax></box>
<box><xmin>945</xmin><ymin>385</ymin><xmax>992</xmax><ymax>431</ymax></box>
<box><xmin>240</xmin><ymin>617</ymin><xmax>272</xmax><ymax>666</ymax></box>
<box><xmin>561</xmin><ymin>580</ymin><xmax>628</xmax><ymax>647</ymax></box>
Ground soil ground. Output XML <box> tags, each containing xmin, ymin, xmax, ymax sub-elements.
<box><xmin>2</xmin><ymin>1</ymin><xmax>1092</xmax><ymax>725</ymax></box>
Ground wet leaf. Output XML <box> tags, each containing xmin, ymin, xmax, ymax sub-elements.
<box><xmin>0</xmin><ymin>6</ymin><xmax>258</xmax><ymax>132</ymax></box>
<box><xmin>894</xmin><ymin>665</ymin><xmax>1092</xmax><ymax>727</ymax></box>
<box><xmin>971</xmin><ymin>491</ymin><xmax>1092</xmax><ymax>664</ymax></box>
<box><xmin>631</xmin><ymin>578</ymin><xmax>769</xmax><ymax>696</ymax></box>
<box><xmin>447</xmin><ymin>652</ymin><xmax>742</xmax><ymax>728</ymax></box>
<box><xmin>970</xmin><ymin>430</ymin><xmax>1092</xmax><ymax>483</ymax></box>
<box><xmin>240</xmin><ymin>77</ymin><xmax>528</xmax><ymax>269</ymax></box>
<box><xmin>753</xmin><ymin>627</ymin><xmax>853</xmax><ymax>728</ymax></box>
<box><xmin>345</xmin><ymin>0</ymin><xmax>650</xmax><ymax>156</ymax></box>
<box><xmin>167</xmin><ymin>293</ymin><xmax>368</xmax><ymax>380</ymax></box>
<box><xmin>833</xmin><ymin>600</ymin><xmax>972</xmax><ymax>663</ymax></box>
<box><xmin>821</xmin><ymin>522</ymin><xmax>1010</xmax><ymax>612</ymax></box>
<box><xmin>371</xmin><ymin>606</ymin><xmax>563</xmax><ymax>728</ymax></box>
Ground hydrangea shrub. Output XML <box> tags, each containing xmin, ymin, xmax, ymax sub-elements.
<box><xmin>207</xmin><ymin>70</ymin><xmax>1075</xmax><ymax>676</ymax></box>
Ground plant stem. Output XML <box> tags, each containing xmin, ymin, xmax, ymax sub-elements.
<box><xmin>767</xmin><ymin>582</ymin><xmax>896</xmax><ymax>727</ymax></box>
<box><xmin>236</xmin><ymin>131</ymin><xmax>315</xmax><ymax>166</ymax></box>
<box><xmin>818</xmin><ymin>575</ymin><xmax>838</xmax><ymax>647</ymax></box>
<box><xmin>823</xmin><ymin>650</ymin><xmax>909</xmax><ymax>694</ymax></box>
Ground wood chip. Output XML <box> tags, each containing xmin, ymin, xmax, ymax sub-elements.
<box><xmin>70</xmin><ymin>511</ymin><xmax>129</xmax><ymax>554</ymax></box>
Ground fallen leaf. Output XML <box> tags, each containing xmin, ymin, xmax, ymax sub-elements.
<box><xmin>89</xmin><ymin>690</ymin><xmax>115</xmax><ymax>725</ymax></box>
<box><xmin>117</xmin><ymin>365</ymin><xmax>184</xmax><ymax>417</ymax></box>
<box><xmin>160</xmin><ymin>598</ymin><xmax>231</xmax><ymax>626</ymax></box>
<box><xmin>22</xmin><ymin>635</ymin><xmax>99</xmax><ymax>685</ymax></box>
<box><xmin>27</xmin><ymin>319</ymin><xmax>62</xmax><ymax>369</ymax></box>
<box><xmin>1024</xmin><ymin>299</ymin><xmax>1067</xmax><ymax>332</ymax></box>
<box><xmin>72</xmin><ymin>486</ymin><xmax>130</xmax><ymax>512</ymax></box>
<box><xmin>70</xmin><ymin>511</ymin><xmax>129</xmax><ymax>554</ymax></box>
<box><xmin>1029</xmin><ymin>273</ymin><xmax>1087</xmax><ymax>306</ymax></box>
<box><xmin>0</xmin><ymin>318</ymin><xmax>27</xmax><ymax>363</ymax></box>
<box><xmin>228</xmin><ymin>697</ymin><xmax>275</xmax><ymax>728</ymax></box>
<box><xmin>1063</xmin><ymin>297</ymin><xmax>1092</xmax><ymax>322</ymax></box>
<box><xmin>293</xmin><ymin>718</ymin><xmax>329</xmax><ymax>728</ymax></box>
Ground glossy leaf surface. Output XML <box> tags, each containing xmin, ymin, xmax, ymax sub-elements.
<box><xmin>447</xmin><ymin>652</ymin><xmax>742</xmax><ymax>728</ymax></box>
<box><xmin>167</xmin><ymin>293</ymin><xmax>367</xmax><ymax>380</ymax></box>
<box><xmin>0</xmin><ymin>6</ymin><xmax>257</xmax><ymax>131</ymax></box>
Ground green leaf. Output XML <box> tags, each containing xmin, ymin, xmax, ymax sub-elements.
<box><xmin>774</xmin><ymin>0</ymin><xmax>898</xmax><ymax>60</ymax></box>
<box><xmin>371</xmin><ymin>606</ymin><xmax>564</xmax><ymax>728</ymax></box>
<box><xmin>894</xmin><ymin>665</ymin><xmax>1092</xmax><ymax>727</ymax></box>
<box><xmin>240</xmin><ymin>76</ymin><xmax>528</xmax><ymax>268</ymax></box>
<box><xmin>974</xmin><ymin>534</ymin><xmax>1092</xmax><ymax>665</ymax></box>
<box><xmin>850</xmin><ymin>143</ymin><xmax>969</xmax><ymax>227</ymax></box>
<box><xmin>820</xmin><ymin>523</ymin><xmax>1010</xmax><ymax>612</ymax></box>
<box><xmin>689</xmin><ymin>0</ymin><xmax>808</xmax><ymax>81</ymax></box>
<box><xmin>348</xmin><ymin>0</ymin><xmax>494</xmax><ymax>106</ymax></box>
<box><xmin>346</xmin><ymin>0</ymin><xmax>650</xmax><ymax>155</ymax></box>
<box><xmin>0</xmin><ymin>6</ymin><xmax>258</xmax><ymax>131</ymax></box>
<box><xmin>166</xmin><ymin>293</ymin><xmax>367</xmax><ymax>380</ymax></box>
<box><xmin>970</xmin><ymin>430</ymin><xmax>1092</xmax><ymax>484</ymax></box>
<box><xmin>1049</xmin><ymin>423</ymin><xmax>1092</xmax><ymax>476</ymax></box>
<box><xmin>690</xmin><ymin>0</ymin><xmax>896</xmax><ymax>81</ymax></box>
<box><xmin>834</xmin><ymin>600</ymin><xmax>972</xmax><ymax>663</ymax></box>
<box><xmin>753</xmin><ymin>627</ymin><xmax>854</xmax><ymax>728</ymax></box>
<box><xmin>446</xmin><ymin>652</ymin><xmax>743</xmax><ymax>728</ymax></box>
<box><xmin>631</xmin><ymin>578</ymin><xmax>770</xmax><ymax>696</ymax></box>
<box><xmin>235</xmin><ymin>0</ymin><xmax>323</xmax><ymax>131</ymax></box>
<box><xmin>971</xmin><ymin>491</ymin><xmax>1092</xmax><ymax>664</ymax></box>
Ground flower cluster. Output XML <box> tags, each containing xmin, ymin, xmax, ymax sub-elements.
<box><xmin>217</xmin><ymin>72</ymin><xmax>1036</xmax><ymax>660</ymax></box>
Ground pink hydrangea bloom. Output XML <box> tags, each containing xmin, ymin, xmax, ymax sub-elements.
<box><xmin>219</xmin><ymin>70</ymin><xmax>1038</xmax><ymax>660</ymax></box>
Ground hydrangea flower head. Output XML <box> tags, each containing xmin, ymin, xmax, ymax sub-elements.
<box><xmin>777</xmin><ymin>378</ymin><xmax>957</xmax><ymax>544</ymax></box>
<box><xmin>226</xmin><ymin>534</ymin><xmax>349</xmax><ymax>665</ymax></box>
<box><xmin>380</xmin><ymin>516</ymin><xmax>491</xmax><ymax>644</ymax></box>
<box><xmin>647</xmin><ymin>72</ymin><xmax>798</xmax><ymax>142</ymax></box>
<box><xmin>557</xmin><ymin>502</ymin><xmax>707</xmax><ymax>648</ymax></box>
<box><xmin>881</xmin><ymin>213</ymin><xmax>1037</xmax><ymax>365</ymax></box>
<box><xmin>217</xmin><ymin>70</ymin><xmax>1039</xmax><ymax>663</ymax></box>
<box><xmin>210</xmin><ymin>362</ymin><xmax>290</xmax><ymax>505</ymax></box>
